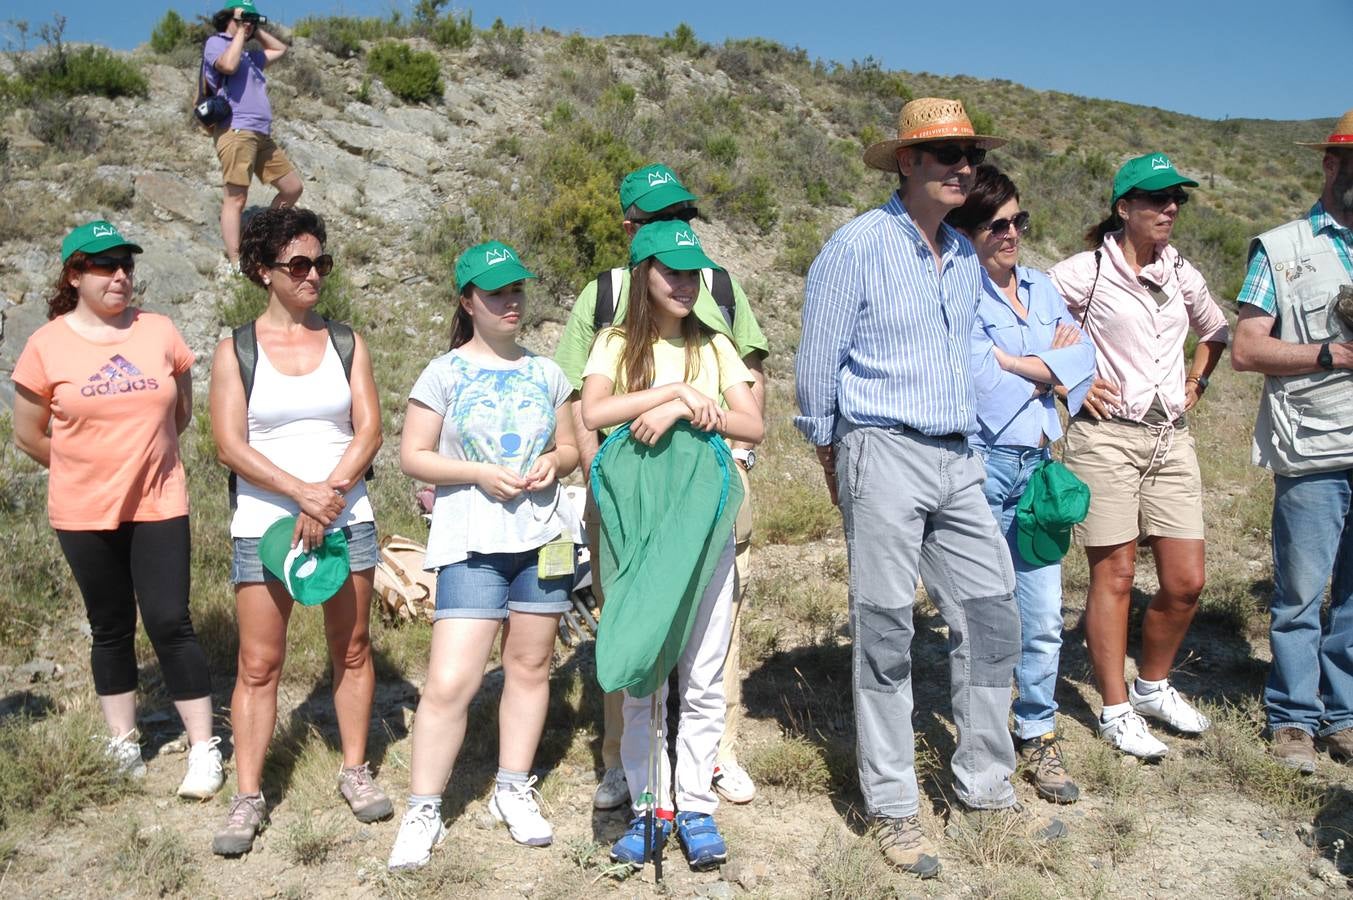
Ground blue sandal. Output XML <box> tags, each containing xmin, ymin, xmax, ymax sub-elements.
<box><xmin>610</xmin><ymin>814</ymin><xmax>671</xmax><ymax>866</ymax></box>
<box><xmin>675</xmin><ymin>811</ymin><xmax>728</xmax><ymax>870</ymax></box>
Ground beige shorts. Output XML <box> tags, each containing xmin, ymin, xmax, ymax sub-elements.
<box><xmin>214</xmin><ymin>128</ymin><xmax>295</xmax><ymax>188</ymax></box>
<box><xmin>1063</xmin><ymin>417</ymin><xmax>1204</xmax><ymax>546</ymax></box>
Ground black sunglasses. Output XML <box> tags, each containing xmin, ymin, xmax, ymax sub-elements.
<box><xmin>1127</xmin><ymin>189</ymin><xmax>1189</xmax><ymax>207</ymax></box>
<box><xmin>918</xmin><ymin>142</ymin><xmax>987</xmax><ymax>167</ymax></box>
<box><xmin>634</xmin><ymin>207</ymin><xmax>700</xmax><ymax>224</ymax></box>
<box><xmin>82</xmin><ymin>255</ymin><xmax>136</xmax><ymax>275</ymax></box>
<box><xmin>979</xmin><ymin>211</ymin><xmax>1031</xmax><ymax>236</ymax></box>
<box><xmin>269</xmin><ymin>254</ymin><xmax>333</xmax><ymax>279</ymax></box>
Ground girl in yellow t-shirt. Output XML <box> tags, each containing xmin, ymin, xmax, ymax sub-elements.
<box><xmin>580</xmin><ymin>220</ymin><xmax>762</xmax><ymax>871</ymax></box>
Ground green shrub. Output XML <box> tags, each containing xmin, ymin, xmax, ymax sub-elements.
<box><xmin>295</xmin><ymin>15</ymin><xmax>397</xmax><ymax>59</ymax></box>
<box><xmin>717</xmin><ymin>172</ymin><xmax>779</xmax><ymax>234</ymax></box>
<box><xmin>779</xmin><ymin>217</ymin><xmax>827</xmax><ymax>276</ymax></box>
<box><xmin>18</xmin><ymin>46</ymin><xmax>148</xmax><ymax>100</ymax></box>
<box><xmin>28</xmin><ymin>100</ymin><xmax>100</xmax><ymax>153</ymax></box>
<box><xmin>480</xmin><ymin>19</ymin><xmax>529</xmax><ymax>78</ymax></box>
<box><xmin>367</xmin><ymin>42</ymin><xmax>443</xmax><ymax>103</ymax></box>
<box><xmin>659</xmin><ymin>22</ymin><xmax>703</xmax><ymax>56</ymax></box>
<box><xmin>148</xmin><ymin>9</ymin><xmax>201</xmax><ymax>55</ymax></box>
<box><xmin>430</xmin><ymin>11</ymin><xmax>474</xmax><ymax>49</ymax></box>
<box><xmin>704</xmin><ymin>133</ymin><xmax>739</xmax><ymax>167</ymax></box>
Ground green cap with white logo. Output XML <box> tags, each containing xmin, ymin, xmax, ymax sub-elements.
<box><xmin>619</xmin><ymin>164</ymin><xmax>698</xmax><ymax>215</ymax></box>
<box><xmin>1110</xmin><ymin>152</ymin><xmax>1199</xmax><ymax>206</ymax></box>
<box><xmin>258</xmin><ymin>516</ymin><xmax>350</xmax><ymax>606</ymax></box>
<box><xmin>224</xmin><ymin>0</ymin><xmax>260</xmax><ymax>13</ymax></box>
<box><xmin>454</xmin><ymin>240</ymin><xmax>536</xmax><ymax>293</ymax></box>
<box><xmin>1015</xmin><ymin>460</ymin><xmax>1090</xmax><ymax>566</ymax></box>
<box><xmin>629</xmin><ymin>220</ymin><xmax>719</xmax><ymax>271</ymax></box>
<box><xmin>60</xmin><ymin>220</ymin><xmax>143</xmax><ymax>263</ymax></box>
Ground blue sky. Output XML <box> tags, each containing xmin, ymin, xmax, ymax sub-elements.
<box><xmin>5</xmin><ymin>1</ymin><xmax>1348</xmax><ymax>122</ymax></box>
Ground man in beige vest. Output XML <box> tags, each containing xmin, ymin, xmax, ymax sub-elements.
<box><xmin>1232</xmin><ymin>110</ymin><xmax>1353</xmax><ymax>773</ymax></box>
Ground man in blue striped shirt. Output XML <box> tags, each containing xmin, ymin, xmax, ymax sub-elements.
<box><xmin>795</xmin><ymin>98</ymin><xmax>1062</xmax><ymax>877</ymax></box>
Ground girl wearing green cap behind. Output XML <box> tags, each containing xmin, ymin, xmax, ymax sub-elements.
<box><xmin>579</xmin><ymin>220</ymin><xmax>763</xmax><ymax>871</ymax></box>
<box><xmin>387</xmin><ymin>241</ymin><xmax>579</xmax><ymax>870</ymax></box>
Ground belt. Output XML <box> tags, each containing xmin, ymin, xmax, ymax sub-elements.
<box><xmin>887</xmin><ymin>423</ymin><xmax>967</xmax><ymax>444</ymax></box>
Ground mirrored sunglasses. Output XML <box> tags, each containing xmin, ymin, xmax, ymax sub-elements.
<box><xmin>980</xmin><ymin>211</ymin><xmax>1031</xmax><ymax>236</ymax></box>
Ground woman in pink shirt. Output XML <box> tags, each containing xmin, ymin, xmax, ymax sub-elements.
<box><xmin>1048</xmin><ymin>153</ymin><xmax>1230</xmax><ymax>760</ymax></box>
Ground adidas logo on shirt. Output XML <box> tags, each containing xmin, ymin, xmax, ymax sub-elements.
<box><xmin>81</xmin><ymin>354</ymin><xmax>159</xmax><ymax>397</ymax></box>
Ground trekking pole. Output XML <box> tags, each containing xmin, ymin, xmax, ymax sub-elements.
<box><xmin>649</xmin><ymin>677</ymin><xmax>664</xmax><ymax>882</ymax></box>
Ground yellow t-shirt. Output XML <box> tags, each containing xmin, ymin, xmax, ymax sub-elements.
<box><xmin>582</xmin><ymin>328</ymin><xmax>753</xmax><ymax>407</ymax></box>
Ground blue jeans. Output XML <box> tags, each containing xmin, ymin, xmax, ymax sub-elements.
<box><xmin>434</xmin><ymin>550</ymin><xmax>573</xmax><ymax>620</ymax></box>
<box><xmin>974</xmin><ymin>444</ymin><xmax>1064</xmax><ymax>740</ymax></box>
<box><xmin>1265</xmin><ymin>469</ymin><xmax>1353</xmax><ymax>738</ymax></box>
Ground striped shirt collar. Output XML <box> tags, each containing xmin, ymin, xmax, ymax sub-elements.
<box><xmin>883</xmin><ymin>191</ymin><xmax>965</xmax><ymax>263</ymax></box>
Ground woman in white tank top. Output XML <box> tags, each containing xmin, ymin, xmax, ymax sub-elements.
<box><xmin>207</xmin><ymin>208</ymin><xmax>389</xmax><ymax>856</ymax></box>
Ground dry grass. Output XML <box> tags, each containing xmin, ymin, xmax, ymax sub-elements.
<box><xmin>809</xmin><ymin>827</ymin><xmax>897</xmax><ymax>900</ymax></box>
<box><xmin>113</xmin><ymin>818</ymin><xmax>198</xmax><ymax>896</ymax></box>
<box><xmin>746</xmin><ymin>733</ymin><xmax>831</xmax><ymax>794</ymax></box>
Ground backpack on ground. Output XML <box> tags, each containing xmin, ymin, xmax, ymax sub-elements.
<box><xmin>227</xmin><ymin>319</ymin><xmax>371</xmax><ymax>506</ymax></box>
<box><xmin>593</xmin><ymin>267</ymin><xmax>736</xmax><ymax>333</ymax></box>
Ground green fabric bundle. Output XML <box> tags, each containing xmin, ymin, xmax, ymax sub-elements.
<box><xmin>591</xmin><ymin>421</ymin><xmax>743</xmax><ymax>697</ymax></box>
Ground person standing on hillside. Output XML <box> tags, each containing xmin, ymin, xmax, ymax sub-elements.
<box><xmin>554</xmin><ymin>164</ymin><xmax>769</xmax><ymax>812</ymax></box>
<box><xmin>1232</xmin><ymin>111</ymin><xmax>1353</xmax><ymax>773</ymax></box>
<box><xmin>795</xmin><ymin>98</ymin><xmax>1064</xmax><ymax>879</ymax></box>
<box><xmin>203</xmin><ymin>0</ymin><xmax>303</xmax><ymax>274</ymax></box>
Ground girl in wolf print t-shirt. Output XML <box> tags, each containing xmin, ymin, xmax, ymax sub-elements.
<box><xmin>387</xmin><ymin>242</ymin><xmax>579</xmax><ymax>871</ymax></box>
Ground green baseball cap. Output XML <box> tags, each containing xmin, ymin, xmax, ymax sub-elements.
<box><xmin>629</xmin><ymin>220</ymin><xmax>720</xmax><ymax>271</ymax></box>
<box><xmin>454</xmin><ymin>240</ymin><xmax>536</xmax><ymax>294</ymax></box>
<box><xmin>619</xmin><ymin>164</ymin><xmax>698</xmax><ymax>215</ymax></box>
<box><xmin>60</xmin><ymin>220</ymin><xmax>143</xmax><ymax>263</ymax></box>
<box><xmin>1110</xmin><ymin>152</ymin><xmax>1199</xmax><ymax>206</ymax></box>
<box><xmin>224</xmin><ymin>0</ymin><xmax>260</xmax><ymax>13</ymax></box>
<box><xmin>258</xmin><ymin>516</ymin><xmax>350</xmax><ymax>606</ymax></box>
<box><xmin>1016</xmin><ymin>460</ymin><xmax>1090</xmax><ymax>567</ymax></box>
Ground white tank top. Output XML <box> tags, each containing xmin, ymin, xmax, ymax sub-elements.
<box><xmin>229</xmin><ymin>336</ymin><xmax>374</xmax><ymax>537</ymax></box>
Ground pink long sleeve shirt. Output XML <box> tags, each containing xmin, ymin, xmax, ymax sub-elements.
<box><xmin>1047</xmin><ymin>232</ymin><xmax>1230</xmax><ymax>424</ymax></box>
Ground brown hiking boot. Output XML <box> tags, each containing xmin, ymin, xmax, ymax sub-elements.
<box><xmin>1018</xmin><ymin>734</ymin><xmax>1080</xmax><ymax>804</ymax></box>
<box><xmin>338</xmin><ymin>763</ymin><xmax>394</xmax><ymax>823</ymax></box>
<box><xmin>1271</xmin><ymin>727</ymin><xmax>1317</xmax><ymax>774</ymax></box>
<box><xmin>956</xmin><ymin>802</ymin><xmax>1068</xmax><ymax>842</ymax></box>
<box><xmin>872</xmin><ymin>814</ymin><xmax>941</xmax><ymax>878</ymax></box>
<box><xmin>1316</xmin><ymin>728</ymin><xmax>1353</xmax><ymax>765</ymax></box>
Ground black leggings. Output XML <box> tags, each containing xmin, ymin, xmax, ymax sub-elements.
<box><xmin>55</xmin><ymin>516</ymin><xmax>212</xmax><ymax>700</ymax></box>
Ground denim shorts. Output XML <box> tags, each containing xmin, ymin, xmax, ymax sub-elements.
<box><xmin>231</xmin><ymin>521</ymin><xmax>379</xmax><ymax>585</ymax></box>
<box><xmin>434</xmin><ymin>549</ymin><xmax>572</xmax><ymax>620</ymax></box>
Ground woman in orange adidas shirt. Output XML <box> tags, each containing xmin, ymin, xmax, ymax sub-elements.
<box><xmin>11</xmin><ymin>221</ymin><xmax>223</xmax><ymax>799</ymax></box>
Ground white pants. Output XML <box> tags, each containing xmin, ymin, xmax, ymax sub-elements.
<box><xmin>620</xmin><ymin>535</ymin><xmax>736</xmax><ymax>816</ymax></box>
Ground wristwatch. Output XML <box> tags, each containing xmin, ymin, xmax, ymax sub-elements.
<box><xmin>1318</xmin><ymin>342</ymin><xmax>1334</xmax><ymax>371</ymax></box>
<box><xmin>1187</xmin><ymin>374</ymin><xmax>1209</xmax><ymax>391</ymax></box>
<box><xmin>731</xmin><ymin>449</ymin><xmax>756</xmax><ymax>471</ymax></box>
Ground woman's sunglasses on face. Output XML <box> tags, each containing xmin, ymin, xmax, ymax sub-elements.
<box><xmin>918</xmin><ymin>142</ymin><xmax>987</xmax><ymax>167</ymax></box>
<box><xmin>1128</xmin><ymin>189</ymin><xmax>1189</xmax><ymax>207</ymax></box>
<box><xmin>979</xmin><ymin>211</ymin><xmax>1031</xmax><ymax>236</ymax></box>
<box><xmin>268</xmin><ymin>254</ymin><xmax>334</xmax><ymax>279</ymax></box>
<box><xmin>81</xmin><ymin>255</ymin><xmax>135</xmax><ymax>276</ymax></box>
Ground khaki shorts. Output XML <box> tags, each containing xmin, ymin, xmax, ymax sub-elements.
<box><xmin>214</xmin><ymin>128</ymin><xmax>295</xmax><ymax>188</ymax></box>
<box><xmin>1063</xmin><ymin>417</ymin><xmax>1204</xmax><ymax>546</ymax></box>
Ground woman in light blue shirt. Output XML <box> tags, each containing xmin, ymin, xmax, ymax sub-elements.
<box><xmin>947</xmin><ymin>165</ymin><xmax>1096</xmax><ymax>804</ymax></box>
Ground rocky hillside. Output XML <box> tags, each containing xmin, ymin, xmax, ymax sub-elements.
<box><xmin>0</xmin><ymin>17</ymin><xmax>1333</xmax><ymax>404</ymax></box>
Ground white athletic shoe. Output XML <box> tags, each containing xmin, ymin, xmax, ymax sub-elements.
<box><xmin>387</xmin><ymin>803</ymin><xmax>447</xmax><ymax>871</ymax></box>
<box><xmin>104</xmin><ymin>730</ymin><xmax>147</xmax><ymax>778</ymax></box>
<box><xmin>177</xmin><ymin>736</ymin><xmax>225</xmax><ymax>799</ymax></box>
<box><xmin>592</xmin><ymin>766</ymin><xmax>629</xmax><ymax>811</ymax></box>
<box><xmin>1130</xmin><ymin>681</ymin><xmax>1211</xmax><ymax>734</ymax></box>
<box><xmin>489</xmin><ymin>777</ymin><xmax>553</xmax><ymax>847</ymax></box>
<box><xmin>1098</xmin><ymin>709</ymin><xmax>1169</xmax><ymax>759</ymax></box>
<box><xmin>712</xmin><ymin>759</ymin><xmax>757</xmax><ymax>804</ymax></box>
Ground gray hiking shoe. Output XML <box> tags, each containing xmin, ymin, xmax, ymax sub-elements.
<box><xmin>338</xmin><ymin>763</ymin><xmax>394</xmax><ymax>823</ymax></box>
<box><xmin>872</xmin><ymin>814</ymin><xmax>941</xmax><ymax>878</ymax></box>
<box><xmin>212</xmin><ymin>793</ymin><xmax>268</xmax><ymax>856</ymax></box>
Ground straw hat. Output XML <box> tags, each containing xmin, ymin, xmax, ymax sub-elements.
<box><xmin>863</xmin><ymin>97</ymin><xmax>1006</xmax><ymax>172</ymax></box>
<box><xmin>1296</xmin><ymin>109</ymin><xmax>1353</xmax><ymax>149</ymax></box>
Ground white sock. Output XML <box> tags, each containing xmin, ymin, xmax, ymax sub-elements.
<box><xmin>1134</xmin><ymin>677</ymin><xmax>1167</xmax><ymax>695</ymax></box>
<box><xmin>1101</xmin><ymin>702</ymin><xmax>1131</xmax><ymax>722</ymax></box>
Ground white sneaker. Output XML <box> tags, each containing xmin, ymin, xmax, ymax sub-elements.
<box><xmin>712</xmin><ymin>759</ymin><xmax>757</xmax><ymax>804</ymax></box>
<box><xmin>387</xmin><ymin>803</ymin><xmax>447</xmax><ymax>870</ymax></box>
<box><xmin>104</xmin><ymin>730</ymin><xmax>147</xmax><ymax>778</ymax></box>
<box><xmin>489</xmin><ymin>777</ymin><xmax>553</xmax><ymax>847</ymax></box>
<box><xmin>592</xmin><ymin>766</ymin><xmax>629</xmax><ymax>811</ymax></box>
<box><xmin>1130</xmin><ymin>681</ymin><xmax>1211</xmax><ymax>734</ymax></box>
<box><xmin>1098</xmin><ymin>709</ymin><xmax>1169</xmax><ymax>759</ymax></box>
<box><xmin>178</xmin><ymin>736</ymin><xmax>225</xmax><ymax>799</ymax></box>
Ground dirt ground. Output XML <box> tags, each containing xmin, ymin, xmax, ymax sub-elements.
<box><xmin>3</xmin><ymin>538</ymin><xmax>1351</xmax><ymax>900</ymax></box>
